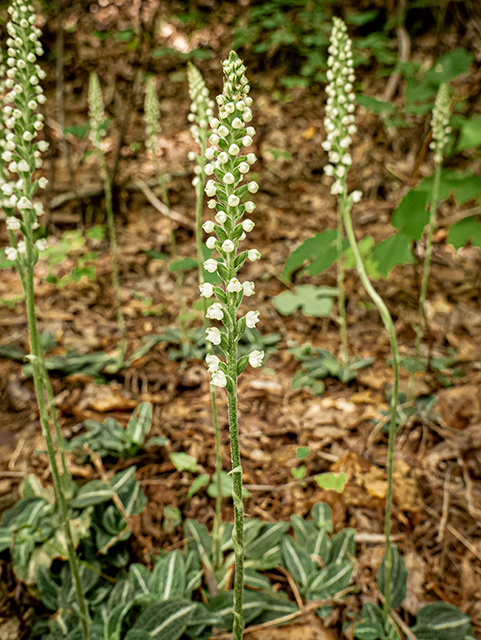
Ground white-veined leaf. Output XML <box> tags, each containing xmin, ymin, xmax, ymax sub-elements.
<box><xmin>354</xmin><ymin>602</ymin><xmax>386</xmax><ymax>640</ymax></box>
<box><xmin>245</xmin><ymin>522</ymin><xmax>289</xmax><ymax>559</ymax></box>
<box><xmin>127</xmin><ymin>402</ymin><xmax>152</xmax><ymax>445</ymax></box>
<box><xmin>311</xmin><ymin>503</ymin><xmax>333</xmax><ymax>532</ymax></box>
<box><xmin>148</xmin><ymin>551</ymin><xmax>186</xmax><ymax>601</ymax></box>
<box><xmin>128</xmin><ymin>599</ymin><xmax>196</xmax><ymax>639</ymax></box>
<box><xmin>129</xmin><ymin>563</ymin><xmax>150</xmax><ymax>597</ymax></box>
<box><xmin>71</xmin><ymin>480</ymin><xmax>112</xmax><ymax>507</ymax></box>
<box><xmin>0</xmin><ymin>528</ymin><xmax>13</xmax><ymax>553</ymax></box>
<box><xmin>281</xmin><ymin>536</ymin><xmax>316</xmax><ymax>588</ymax></box>
<box><xmin>412</xmin><ymin>602</ymin><xmax>471</xmax><ymax>640</ymax></box>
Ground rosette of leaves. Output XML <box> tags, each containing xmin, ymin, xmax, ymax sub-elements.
<box><xmin>290</xmin><ymin>344</ymin><xmax>374</xmax><ymax>395</ymax></box>
<box><xmin>0</xmin><ymin>467</ymin><xmax>147</xmax><ymax>585</ymax></box>
<box><xmin>281</xmin><ymin>503</ymin><xmax>355</xmax><ymax>618</ymax></box>
<box><xmin>354</xmin><ymin>546</ymin><xmax>475</xmax><ymax>640</ymax></box>
<box><xmin>67</xmin><ymin>403</ymin><xmax>166</xmax><ymax>461</ymax></box>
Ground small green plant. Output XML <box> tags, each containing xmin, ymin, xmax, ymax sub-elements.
<box><xmin>290</xmin><ymin>344</ymin><xmax>374</xmax><ymax>395</ymax></box>
<box><xmin>89</xmin><ymin>72</ymin><xmax>125</xmax><ymax>367</ymax></box>
<box><xmin>67</xmin><ymin>402</ymin><xmax>166</xmax><ymax>460</ymax></box>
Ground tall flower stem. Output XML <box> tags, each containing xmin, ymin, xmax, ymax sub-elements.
<box><xmin>340</xmin><ymin>193</ymin><xmax>399</xmax><ymax>614</ymax></box>
<box><xmin>408</xmin><ymin>157</ymin><xmax>442</xmax><ymax>401</ymax></box>
<box><xmin>336</xmin><ymin>202</ymin><xmax>348</xmax><ymax>364</ymax></box>
<box><xmin>23</xmin><ymin>256</ymin><xmax>90</xmax><ymax>639</ymax></box>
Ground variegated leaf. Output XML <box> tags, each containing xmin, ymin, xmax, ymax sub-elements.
<box><xmin>281</xmin><ymin>536</ymin><xmax>316</xmax><ymax>588</ymax></box>
<box><xmin>148</xmin><ymin>551</ymin><xmax>186</xmax><ymax>601</ymax></box>
<box><xmin>0</xmin><ymin>528</ymin><xmax>13</xmax><ymax>553</ymax></box>
<box><xmin>71</xmin><ymin>480</ymin><xmax>112</xmax><ymax>507</ymax></box>
<box><xmin>127</xmin><ymin>402</ymin><xmax>152</xmax><ymax>445</ymax></box>
<box><xmin>377</xmin><ymin>545</ymin><xmax>407</xmax><ymax>609</ymax></box>
<box><xmin>127</xmin><ymin>599</ymin><xmax>196</xmax><ymax>640</ymax></box>
<box><xmin>311</xmin><ymin>503</ymin><xmax>333</xmax><ymax>532</ymax></box>
<box><xmin>354</xmin><ymin>602</ymin><xmax>386</xmax><ymax>640</ymax></box>
<box><xmin>245</xmin><ymin>522</ymin><xmax>289</xmax><ymax>559</ymax></box>
<box><xmin>412</xmin><ymin>602</ymin><xmax>472</xmax><ymax>640</ymax></box>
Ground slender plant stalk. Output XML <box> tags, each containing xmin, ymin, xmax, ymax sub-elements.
<box><xmin>336</xmin><ymin>202</ymin><xmax>348</xmax><ymax>364</ymax></box>
<box><xmin>340</xmin><ymin>193</ymin><xmax>399</xmax><ymax>614</ymax></box>
<box><xmin>188</xmin><ymin>63</ymin><xmax>224</xmax><ymax>570</ymax></box>
<box><xmin>408</xmin><ymin>84</ymin><xmax>450</xmax><ymax>403</ymax></box>
<box><xmin>89</xmin><ymin>74</ymin><xmax>125</xmax><ymax>362</ymax></box>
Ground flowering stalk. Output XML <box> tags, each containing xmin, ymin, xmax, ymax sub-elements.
<box><xmin>408</xmin><ymin>84</ymin><xmax>450</xmax><ymax>402</ymax></box>
<box><xmin>200</xmin><ymin>51</ymin><xmax>262</xmax><ymax>638</ymax></box>
<box><xmin>89</xmin><ymin>72</ymin><xmax>125</xmax><ymax>362</ymax></box>
<box><xmin>187</xmin><ymin>62</ymin><xmax>224</xmax><ymax>571</ymax></box>
<box><xmin>322</xmin><ymin>30</ymin><xmax>357</xmax><ymax>364</ymax></box>
<box><xmin>1</xmin><ymin>3</ymin><xmax>90</xmax><ymax>638</ymax></box>
<box><xmin>144</xmin><ymin>77</ymin><xmax>187</xmax><ymax>326</ymax></box>
<box><xmin>323</xmin><ymin>18</ymin><xmax>400</xmax><ymax>615</ymax></box>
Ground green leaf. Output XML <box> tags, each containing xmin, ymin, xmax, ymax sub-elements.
<box><xmin>311</xmin><ymin>503</ymin><xmax>333</xmax><ymax>532</ymax></box>
<box><xmin>127</xmin><ymin>600</ymin><xmax>196</xmax><ymax>639</ymax></box>
<box><xmin>186</xmin><ymin>474</ymin><xmax>210</xmax><ymax>499</ymax></box>
<box><xmin>456</xmin><ymin>114</ymin><xmax>481</xmax><ymax>151</ymax></box>
<box><xmin>70</xmin><ymin>480</ymin><xmax>112</xmax><ymax>507</ymax></box>
<box><xmin>246</xmin><ymin>522</ymin><xmax>290</xmax><ymax>559</ymax></box>
<box><xmin>170</xmin><ymin>452</ymin><xmax>198</xmax><ymax>473</ymax></box>
<box><xmin>448</xmin><ymin>217</ymin><xmax>481</xmax><ymax>250</ymax></box>
<box><xmin>372</xmin><ymin>233</ymin><xmax>415</xmax><ymax>278</ymax></box>
<box><xmin>163</xmin><ymin>506</ymin><xmax>182</xmax><ymax>534</ymax></box>
<box><xmin>149</xmin><ymin>551</ymin><xmax>186</xmax><ymax>601</ymax></box>
<box><xmin>169</xmin><ymin>257</ymin><xmax>198</xmax><ymax>272</ymax></box>
<box><xmin>127</xmin><ymin>402</ymin><xmax>152</xmax><ymax>445</ymax></box>
<box><xmin>307</xmin><ymin>558</ymin><xmax>353</xmax><ymax>599</ymax></box>
<box><xmin>412</xmin><ymin>602</ymin><xmax>471</xmax><ymax>640</ymax></box>
<box><xmin>292</xmin><ymin>466</ymin><xmax>306</xmax><ymax>479</ymax></box>
<box><xmin>346</xmin><ymin>10</ymin><xmax>378</xmax><ymax>26</ymax></box>
<box><xmin>64</xmin><ymin>122</ymin><xmax>89</xmax><ymax>139</ymax></box>
<box><xmin>207</xmin><ymin>471</ymin><xmax>252</xmax><ymax>498</ymax></box>
<box><xmin>274</xmin><ymin>285</ymin><xmax>337</xmax><ymax>317</ymax></box>
<box><xmin>145</xmin><ymin>250</ymin><xmax>168</xmax><ymax>261</ymax></box>
<box><xmin>315</xmin><ymin>472</ymin><xmax>347</xmax><ymax>493</ymax></box>
<box><xmin>377</xmin><ymin>545</ymin><xmax>407</xmax><ymax>609</ymax></box>
<box><xmin>296</xmin><ymin>446</ymin><xmax>310</xmax><ymax>460</ymax></box>
<box><xmin>0</xmin><ymin>528</ymin><xmax>13</xmax><ymax>553</ymax></box>
<box><xmin>356</xmin><ymin>95</ymin><xmax>394</xmax><ymax>114</ymax></box>
<box><xmin>281</xmin><ymin>536</ymin><xmax>316</xmax><ymax>587</ymax></box>
<box><xmin>354</xmin><ymin>602</ymin><xmax>387</xmax><ymax>640</ymax></box>
<box><xmin>283</xmin><ymin>230</ymin><xmax>338</xmax><ymax>280</ymax></box>
<box><xmin>391</xmin><ymin>189</ymin><xmax>429</xmax><ymax>240</ymax></box>
<box><xmin>423</xmin><ymin>49</ymin><xmax>473</xmax><ymax>85</ymax></box>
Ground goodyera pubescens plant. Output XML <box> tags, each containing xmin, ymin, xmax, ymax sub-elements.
<box><xmin>322</xmin><ymin>24</ymin><xmax>359</xmax><ymax>365</ymax></box>
<box><xmin>200</xmin><ymin>50</ymin><xmax>262</xmax><ymax>639</ymax></box>
<box><xmin>323</xmin><ymin>18</ymin><xmax>400</xmax><ymax>616</ymax></box>
<box><xmin>0</xmin><ymin>3</ymin><xmax>90</xmax><ymax>639</ymax></box>
<box><xmin>409</xmin><ymin>83</ymin><xmax>451</xmax><ymax>401</ymax></box>
<box><xmin>187</xmin><ymin>62</ymin><xmax>225</xmax><ymax>570</ymax></box>
<box><xmin>89</xmin><ymin>72</ymin><xmax>125</xmax><ymax>363</ymax></box>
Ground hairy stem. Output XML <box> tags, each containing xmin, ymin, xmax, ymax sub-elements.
<box><xmin>336</xmin><ymin>197</ymin><xmax>348</xmax><ymax>364</ymax></box>
<box><xmin>340</xmin><ymin>194</ymin><xmax>399</xmax><ymax>614</ymax></box>
<box><xmin>99</xmin><ymin>152</ymin><xmax>125</xmax><ymax>361</ymax></box>
<box><xmin>408</xmin><ymin>161</ymin><xmax>442</xmax><ymax>402</ymax></box>
<box><xmin>23</xmin><ymin>247</ymin><xmax>90</xmax><ymax>640</ymax></box>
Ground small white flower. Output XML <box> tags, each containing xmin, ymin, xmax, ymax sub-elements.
<box><xmin>232</xmin><ymin>117</ymin><xmax>243</xmax><ymax>129</ymax></box>
<box><xmin>203</xmin><ymin>220</ymin><xmax>215</xmax><ymax>233</ymax></box>
<box><xmin>330</xmin><ymin>152</ymin><xmax>339</xmax><ymax>163</ymax></box>
<box><xmin>18</xmin><ymin>160</ymin><xmax>30</xmax><ymax>172</ymax></box>
<box><xmin>5</xmin><ymin>247</ymin><xmax>18</xmax><ymax>261</ymax></box>
<box><xmin>229</xmin><ymin>143</ymin><xmax>240</xmax><ymax>155</ymax></box>
<box><xmin>34</xmin><ymin>202</ymin><xmax>44</xmax><ymax>215</ymax></box>
<box><xmin>17</xmin><ymin>197</ymin><xmax>31</xmax><ymax>210</ymax></box>
<box><xmin>206</xmin><ymin>302</ymin><xmax>224</xmax><ymax>321</ymax></box>
<box><xmin>225</xmin><ymin>102</ymin><xmax>235</xmax><ymax>114</ymax></box>
<box><xmin>206</xmin><ymin>236</ymin><xmax>216</xmax><ymax>249</ymax></box>
<box><xmin>215</xmin><ymin>211</ymin><xmax>227</xmax><ymax>224</ymax></box>
<box><xmin>218</xmin><ymin>125</ymin><xmax>229</xmax><ymax>137</ymax></box>
<box><xmin>6</xmin><ymin>217</ymin><xmax>21</xmax><ymax>231</ymax></box>
<box><xmin>247</xmin><ymin>181</ymin><xmax>259</xmax><ymax>194</ymax></box>
<box><xmin>239</xmin><ymin>162</ymin><xmax>249</xmax><ymax>174</ymax></box>
<box><xmin>244</xmin><ymin>201</ymin><xmax>256</xmax><ymax>213</ymax></box>
<box><xmin>324</xmin><ymin>164</ymin><xmax>334</xmax><ymax>176</ymax></box>
<box><xmin>206</xmin><ymin>354</ymin><xmax>220</xmax><ymax>372</ymax></box>
<box><xmin>246</xmin><ymin>127</ymin><xmax>255</xmax><ymax>136</ymax></box>
<box><xmin>228</xmin><ymin>195</ymin><xmax>239</xmax><ymax>207</ymax></box>
<box><xmin>223</xmin><ymin>172</ymin><xmax>235</xmax><ymax>185</ymax></box>
<box><xmin>206</xmin><ymin>327</ymin><xmax>222</xmax><ymax>345</ymax></box>
<box><xmin>222</xmin><ymin>239</ymin><xmax>235</xmax><ymax>253</ymax></box>
<box><xmin>242</xmin><ymin>219</ymin><xmax>254</xmax><ymax>232</ymax></box>
<box><xmin>17</xmin><ymin>241</ymin><xmax>26</xmax><ymax>254</ymax></box>
<box><xmin>199</xmin><ymin>282</ymin><xmax>214</xmax><ymax>298</ymax></box>
<box><xmin>207</xmin><ymin>198</ymin><xmax>216</xmax><ymax>208</ymax></box>
<box><xmin>336</xmin><ymin>165</ymin><xmax>345</xmax><ymax>178</ymax></box>
<box><xmin>245</xmin><ymin>310</ymin><xmax>260</xmax><ymax>329</ymax></box>
<box><xmin>249</xmin><ymin>350</ymin><xmax>264</xmax><ymax>368</ymax></box>
<box><xmin>236</xmin><ymin>100</ymin><xmax>245</xmax><ymax>111</ymax></box>
<box><xmin>218</xmin><ymin>152</ymin><xmax>229</xmax><ymax>164</ymax></box>
<box><xmin>205</xmin><ymin>181</ymin><xmax>216</xmax><ymax>197</ymax></box>
<box><xmin>341</xmin><ymin>154</ymin><xmax>352</xmax><ymax>165</ymax></box>
<box><xmin>38</xmin><ymin>141</ymin><xmax>49</xmax><ymax>152</ymax></box>
<box><xmin>36</xmin><ymin>238</ymin><xmax>47</xmax><ymax>252</ymax></box>
<box><xmin>38</xmin><ymin>177</ymin><xmax>48</xmax><ymax>189</ymax></box>
<box><xmin>204</xmin><ymin>163</ymin><xmax>214</xmax><ymax>175</ymax></box>
<box><xmin>242</xmin><ymin>135</ymin><xmax>253</xmax><ymax>147</ymax></box>
<box><xmin>330</xmin><ymin>181</ymin><xmax>343</xmax><ymax>195</ymax></box>
<box><xmin>339</xmin><ymin>136</ymin><xmax>351</xmax><ymax>148</ymax></box>
<box><xmin>203</xmin><ymin>258</ymin><xmax>218</xmax><ymax>273</ymax></box>
<box><xmin>1</xmin><ymin>184</ymin><xmax>13</xmax><ymax>196</ymax></box>
<box><xmin>351</xmin><ymin>190</ymin><xmax>362</xmax><ymax>203</ymax></box>
<box><xmin>227</xmin><ymin>278</ymin><xmax>242</xmax><ymax>293</ymax></box>
<box><xmin>23</xmin><ymin>131</ymin><xmax>33</xmax><ymax>142</ymax></box>
<box><xmin>205</xmin><ymin>147</ymin><xmax>215</xmax><ymax>160</ymax></box>
<box><xmin>210</xmin><ymin>118</ymin><xmax>220</xmax><ymax>129</ymax></box>
<box><xmin>246</xmin><ymin>153</ymin><xmax>256</xmax><ymax>165</ymax></box>
<box><xmin>211</xmin><ymin>370</ymin><xmax>227</xmax><ymax>388</ymax></box>
<box><xmin>242</xmin><ymin>281</ymin><xmax>255</xmax><ymax>296</ymax></box>
<box><xmin>248</xmin><ymin>249</ymin><xmax>261</xmax><ymax>262</ymax></box>
<box><xmin>209</xmin><ymin>134</ymin><xmax>220</xmax><ymax>145</ymax></box>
